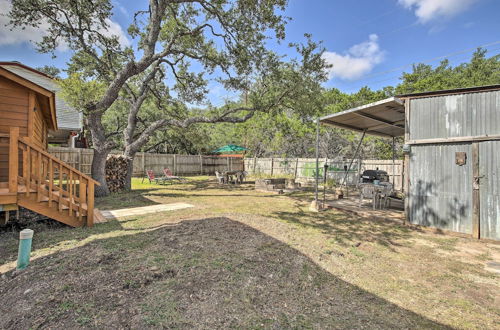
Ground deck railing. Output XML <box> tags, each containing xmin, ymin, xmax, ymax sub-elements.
<box><xmin>7</xmin><ymin>127</ymin><xmax>99</xmax><ymax>226</ymax></box>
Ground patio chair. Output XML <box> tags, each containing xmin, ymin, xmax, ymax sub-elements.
<box><xmin>234</xmin><ymin>171</ymin><xmax>247</xmax><ymax>184</ymax></box>
<box><xmin>163</xmin><ymin>168</ymin><xmax>187</xmax><ymax>182</ymax></box>
<box><xmin>215</xmin><ymin>171</ymin><xmax>226</xmax><ymax>184</ymax></box>
<box><xmin>142</xmin><ymin>170</ymin><xmax>168</xmax><ymax>185</ymax></box>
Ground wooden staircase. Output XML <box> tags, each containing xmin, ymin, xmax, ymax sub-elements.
<box><xmin>0</xmin><ymin>128</ymin><xmax>99</xmax><ymax>227</ymax></box>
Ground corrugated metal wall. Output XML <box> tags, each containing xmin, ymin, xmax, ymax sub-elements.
<box><xmin>409</xmin><ymin>91</ymin><xmax>500</xmax><ymax>140</ymax></box>
<box><xmin>408</xmin><ymin>91</ymin><xmax>500</xmax><ymax>240</ymax></box>
<box><xmin>479</xmin><ymin>141</ymin><xmax>500</xmax><ymax>240</ymax></box>
<box><xmin>409</xmin><ymin>143</ymin><xmax>472</xmax><ymax>234</ymax></box>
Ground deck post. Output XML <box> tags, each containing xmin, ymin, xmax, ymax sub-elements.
<box><xmin>9</xmin><ymin>127</ymin><xmax>19</xmax><ymax>194</ymax></box>
<box><xmin>87</xmin><ymin>182</ymin><xmax>95</xmax><ymax>227</ymax></box>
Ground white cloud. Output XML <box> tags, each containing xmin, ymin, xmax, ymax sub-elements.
<box><xmin>398</xmin><ymin>0</ymin><xmax>478</xmax><ymax>23</ymax></box>
<box><xmin>322</xmin><ymin>34</ymin><xmax>384</xmax><ymax>81</ymax></box>
<box><xmin>0</xmin><ymin>0</ymin><xmax>130</xmax><ymax>50</ymax></box>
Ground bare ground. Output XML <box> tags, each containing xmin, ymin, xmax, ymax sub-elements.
<box><xmin>0</xmin><ymin>177</ymin><xmax>499</xmax><ymax>329</ymax></box>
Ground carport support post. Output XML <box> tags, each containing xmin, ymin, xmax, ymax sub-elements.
<box><xmin>342</xmin><ymin>130</ymin><xmax>366</xmax><ymax>188</ymax></box>
<box><xmin>315</xmin><ymin>119</ymin><xmax>320</xmax><ymax>203</ymax></box>
<box><xmin>392</xmin><ymin>137</ymin><xmax>396</xmax><ymax>186</ymax></box>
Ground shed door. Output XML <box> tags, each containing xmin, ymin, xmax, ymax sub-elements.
<box><xmin>409</xmin><ymin>143</ymin><xmax>473</xmax><ymax>234</ymax></box>
<box><xmin>479</xmin><ymin>141</ymin><xmax>500</xmax><ymax>240</ymax></box>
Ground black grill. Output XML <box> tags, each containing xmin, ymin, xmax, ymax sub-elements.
<box><xmin>360</xmin><ymin>170</ymin><xmax>389</xmax><ymax>183</ymax></box>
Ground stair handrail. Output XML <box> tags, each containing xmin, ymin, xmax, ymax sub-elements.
<box><xmin>7</xmin><ymin>127</ymin><xmax>99</xmax><ymax>227</ymax></box>
<box><xmin>18</xmin><ymin>136</ymin><xmax>100</xmax><ymax>186</ymax></box>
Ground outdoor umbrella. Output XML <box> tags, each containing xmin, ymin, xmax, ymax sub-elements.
<box><xmin>212</xmin><ymin>144</ymin><xmax>247</xmax><ymax>154</ymax></box>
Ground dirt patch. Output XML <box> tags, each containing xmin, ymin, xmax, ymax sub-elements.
<box><xmin>0</xmin><ymin>217</ymin><xmax>448</xmax><ymax>329</ymax></box>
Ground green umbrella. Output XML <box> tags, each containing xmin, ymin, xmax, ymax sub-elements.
<box><xmin>213</xmin><ymin>144</ymin><xmax>247</xmax><ymax>154</ymax></box>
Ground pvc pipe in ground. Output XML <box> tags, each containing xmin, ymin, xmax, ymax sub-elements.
<box><xmin>16</xmin><ymin>229</ymin><xmax>34</xmax><ymax>270</ymax></box>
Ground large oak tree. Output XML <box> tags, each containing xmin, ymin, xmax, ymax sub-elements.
<box><xmin>8</xmin><ymin>0</ymin><xmax>328</xmax><ymax>195</ymax></box>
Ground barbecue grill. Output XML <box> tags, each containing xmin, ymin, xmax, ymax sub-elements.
<box><xmin>360</xmin><ymin>170</ymin><xmax>389</xmax><ymax>183</ymax></box>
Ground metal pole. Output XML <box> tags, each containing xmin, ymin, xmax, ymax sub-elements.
<box><xmin>392</xmin><ymin>137</ymin><xmax>396</xmax><ymax>186</ymax></box>
<box><xmin>315</xmin><ymin>119</ymin><xmax>320</xmax><ymax>202</ymax></box>
<box><xmin>342</xmin><ymin>130</ymin><xmax>366</xmax><ymax>187</ymax></box>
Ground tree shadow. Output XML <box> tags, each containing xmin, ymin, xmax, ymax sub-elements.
<box><xmin>410</xmin><ymin>179</ymin><xmax>470</xmax><ymax>233</ymax></box>
<box><xmin>0</xmin><ymin>217</ymin><xmax>450</xmax><ymax>329</ymax></box>
<box><xmin>270</xmin><ymin>209</ymin><xmax>412</xmax><ymax>251</ymax></box>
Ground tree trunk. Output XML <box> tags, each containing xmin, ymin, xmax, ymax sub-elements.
<box><xmin>92</xmin><ymin>148</ymin><xmax>111</xmax><ymax>197</ymax></box>
<box><xmin>123</xmin><ymin>149</ymin><xmax>137</xmax><ymax>191</ymax></box>
<box><xmin>124</xmin><ymin>154</ymin><xmax>135</xmax><ymax>191</ymax></box>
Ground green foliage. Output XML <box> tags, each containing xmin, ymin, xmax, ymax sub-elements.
<box><xmin>35</xmin><ymin>65</ymin><xmax>61</xmax><ymax>78</ymax></box>
<box><xmin>396</xmin><ymin>48</ymin><xmax>500</xmax><ymax>94</ymax></box>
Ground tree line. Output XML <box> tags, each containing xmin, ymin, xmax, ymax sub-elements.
<box><xmin>8</xmin><ymin>0</ymin><xmax>499</xmax><ymax>196</ymax></box>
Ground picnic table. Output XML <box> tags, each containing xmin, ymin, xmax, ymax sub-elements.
<box><xmin>216</xmin><ymin>170</ymin><xmax>246</xmax><ymax>184</ymax></box>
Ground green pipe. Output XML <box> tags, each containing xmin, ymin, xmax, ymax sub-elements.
<box><xmin>16</xmin><ymin>229</ymin><xmax>34</xmax><ymax>270</ymax></box>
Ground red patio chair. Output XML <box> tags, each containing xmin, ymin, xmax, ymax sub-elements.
<box><xmin>142</xmin><ymin>170</ymin><xmax>168</xmax><ymax>185</ymax></box>
<box><xmin>163</xmin><ymin>168</ymin><xmax>187</xmax><ymax>182</ymax></box>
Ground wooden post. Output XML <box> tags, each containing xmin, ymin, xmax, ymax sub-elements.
<box><xmin>9</xmin><ymin>127</ymin><xmax>19</xmax><ymax>194</ymax></box>
<box><xmin>200</xmin><ymin>155</ymin><xmax>203</xmax><ymax>175</ymax></box>
<box><xmin>87</xmin><ymin>182</ymin><xmax>94</xmax><ymax>227</ymax></box>
<box><xmin>26</xmin><ymin>146</ymin><xmax>31</xmax><ymax>196</ymax></box>
<box><xmin>173</xmin><ymin>154</ymin><xmax>177</xmax><ymax>175</ymax></box>
<box><xmin>36</xmin><ymin>152</ymin><xmax>42</xmax><ymax>202</ymax></box>
<box><xmin>472</xmin><ymin>142</ymin><xmax>480</xmax><ymax>239</ymax></box>
<box><xmin>270</xmin><ymin>158</ymin><xmax>274</xmax><ymax>176</ymax></box>
<box><xmin>48</xmin><ymin>159</ymin><xmax>53</xmax><ymax>207</ymax></box>
<box><xmin>78</xmin><ymin>148</ymin><xmax>82</xmax><ymax>171</ymax></box>
<box><xmin>142</xmin><ymin>152</ymin><xmax>145</xmax><ymax>175</ymax></box>
<box><xmin>293</xmin><ymin>158</ymin><xmax>299</xmax><ymax>180</ymax></box>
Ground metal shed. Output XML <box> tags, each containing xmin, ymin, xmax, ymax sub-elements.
<box><xmin>320</xmin><ymin>84</ymin><xmax>500</xmax><ymax>241</ymax></box>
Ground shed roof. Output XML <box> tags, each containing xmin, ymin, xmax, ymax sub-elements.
<box><xmin>0</xmin><ymin>62</ymin><xmax>82</xmax><ymax>131</ymax></box>
<box><xmin>319</xmin><ymin>84</ymin><xmax>500</xmax><ymax>138</ymax></box>
<box><xmin>319</xmin><ymin>97</ymin><xmax>405</xmax><ymax>138</ymax></box>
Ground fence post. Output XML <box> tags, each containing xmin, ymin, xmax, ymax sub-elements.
<box><xmin>173</xmin><ymin>154</ymin><xmax>177</xmax><ymax>175</ymax></box>
<box><xmin>253</xmin><ymin>155</ymin><xmax>257</xmax><ymax>174</ymax></box>
<box><xmin>294</xmin><ymin>158</ymin><xmax>299</xmax><ymax>179</ymax></box>
<box><xmin>200</xmin><ymin>155</ymin><xmax>203</xmax><ymax>175</ymax></box>
<box><xmin>270</xmin><ymin>158</ymin><xmax>274</xmax><ymax>176</ymax></box>
<box><xmin>78</xmin><ymin>148</ymin><xmax>83</xmax><ymax>171</ymax></box>
<box><xmin>142</xmin><ymin>153</ymin><xmax>145</xmax><ymax>175</ymax></box>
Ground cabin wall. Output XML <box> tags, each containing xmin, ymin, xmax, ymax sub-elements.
<box><xmin>0</xmin><ymin>75</ymin><xmax>51</xmax><ymax>182</ymax></box>
<box><xmin>0</xmin><ymin>76</ymin><xmax>30</xmax><ymax>182</ymax></box>
<box><xmin>32</xmin><ymin>95</ymin><xmax>48</xmax><ymax>149</ymax></box>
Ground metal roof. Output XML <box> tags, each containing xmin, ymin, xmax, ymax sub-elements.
<box><xmin>319</xmin><ymin>97</ymin><xmax>406</xmax><ymax>138</ymax></box>
<box><xmin>0</xmin><ymin>63</ymin><xmax>83</xmax><ymax>131</ymax></box>
<box><xmin>397</xmin><ymin>84</ymin><xmax>500</xmax><ymax>98</ymax></box>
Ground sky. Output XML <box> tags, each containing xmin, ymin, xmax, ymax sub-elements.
<box><xmin>0</xmin><ymin>0</ymin><xmax>499</xmax><ymax>102</ymax></box>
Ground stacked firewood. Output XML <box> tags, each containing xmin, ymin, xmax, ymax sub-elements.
<box><xmin>105</xmin><ymin>155</ymin><xmax>129</xmax><ymax>192</ymax></box>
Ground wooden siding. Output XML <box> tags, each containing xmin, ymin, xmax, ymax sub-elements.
<box><xmin>32</xmin><ymin>95</ymin><xmax>48</xmax><ymax>149</ymax></box>
<box><xmin>0</xmin><ymin>76</ymin><xmax>29</xmax><ymax>137</ymax></box>
<box><xmin>0</xmin><ymin>76</ymin><xmax>50</xmax><ymax>182</ymax></box>
<box><xmin>0</xmin><ymin>76</ymin><xmax>29</xmax><ymax>182</ymax></box>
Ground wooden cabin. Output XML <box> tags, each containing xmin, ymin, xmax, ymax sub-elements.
<box><xmin>0</xmin><ymin>67</ymin><xmax>98</xmax><ymax>227</ymax></box>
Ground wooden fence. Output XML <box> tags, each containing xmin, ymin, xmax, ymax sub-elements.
<box><xmin>48</xmin><ymin>147</ymin><xmax>244</xmax><ymax>177</ymax></box>
<box><xmin>244</xmin><ymin>158</ymin><xmax>403</xmax><ymax>191</ymax></box>
<box><xmin>47</xmin><ymin>147</ymin><xmax>403</xmax><ymax>190</ymax></box>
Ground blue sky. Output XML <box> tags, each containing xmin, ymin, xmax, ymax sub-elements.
<box><xmin>0</xmin><ymin>0</ymin><xmax>499</xmax><ymax>101</ymax></box>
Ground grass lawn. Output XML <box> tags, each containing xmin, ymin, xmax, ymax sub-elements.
<box><xmin>0</xmin><ymin>177</ymin><xmax>499</xmax><ymax>329</ymax></box>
